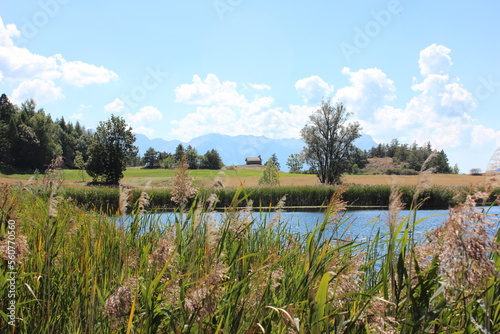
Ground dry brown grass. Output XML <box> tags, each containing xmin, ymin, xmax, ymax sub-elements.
<box><xmin>220</xmin><ymin>174</ymin><xmax>489</xmax><ymax>188</ymax></box>
<box><xmin>0</xmin><ymin>172</ymin><xmax>489</xmax><ymax>189</ymax></box>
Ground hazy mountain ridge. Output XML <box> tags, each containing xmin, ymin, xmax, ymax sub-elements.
<box><xmin>134</xmin><ymin>133</ymin><xmax>377</xmax><ymax>169</ymax></box>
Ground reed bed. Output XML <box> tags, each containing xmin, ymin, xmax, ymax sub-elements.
<box><xmin>63</xmin><ymin>184</ymin><xmax>499</xmax><ymax>211</ymax></box>
<box><xmin>1</xmin><ymin>183</ymin><xmax>499</xmax><ymax>333</ymax></box>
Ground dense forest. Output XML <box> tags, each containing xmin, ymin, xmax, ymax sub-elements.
<box><xmin>0</xmin><ymin>94</ymin><xmax>223</xmax><ymax>173</ymax></box>
<box><xmin>0</xmin><ymin>94</ymin><xmax>92</xmax><ymax>172</ymax></box>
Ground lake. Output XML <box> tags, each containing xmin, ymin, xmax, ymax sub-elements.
<box><xmin>141</xmin><ymin>206</ymin><xmax>500</xmax><ymax>240</ymax></box>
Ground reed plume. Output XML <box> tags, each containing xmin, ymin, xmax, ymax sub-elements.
<box><xmin>137</xmin><ymin>191</ymin><xmax>150</xmax><ymax>214</ymax></box>
<box><xmin>171</xmin><ymin>155</ymin><xmax>197</xmax><ymax>207</ymax></box>
<box><xmin>424</xmin><ymin>191</ymin><xmax>500</xmax><ymax>296</ymax></box>
<box><xmin>118</xmin><ymin>184</ymin><xmax>132</xmax><ymax>216</ymax></box>
<box><xmin>103</xmin><ymin>277</ymin><xmax>142</xmax><ymax>331</ymax></box>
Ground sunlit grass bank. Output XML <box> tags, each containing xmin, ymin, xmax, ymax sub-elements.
<box><xmin>1</xmin><ymin>183</ymin><xmax>499</xmax><ymax>333</ymax></box>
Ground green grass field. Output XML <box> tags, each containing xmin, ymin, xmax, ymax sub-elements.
<box><xmin>0</xmin><ymin>167</ymin><xmax>303</xmax><ymax>182</ymax></box>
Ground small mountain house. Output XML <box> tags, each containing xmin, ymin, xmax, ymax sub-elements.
<box><xmin>245</xmin><ymin>155</ymin><xmax>262</xmax><ymax>165</ymax></box>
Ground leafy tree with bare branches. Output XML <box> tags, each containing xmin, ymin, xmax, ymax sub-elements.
<box><xmin>301</xmin><ymin>100</ymin><xmax>361</xmax><ymax>185</ymax></box>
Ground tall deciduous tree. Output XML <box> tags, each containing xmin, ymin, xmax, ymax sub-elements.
<box><xmin>301</xmin><ymin>100</ymin><xmax>361</xmax><ymax>185</ymax></box>
<box><xmin>286</xmin><ymin>153</ymin><xmax>303</xmax><ymax>173</ymax></box>
<box><xmin>86</xmin><ymin>115</ymin><xmax>138</xmax><ymax>184</ymax></box>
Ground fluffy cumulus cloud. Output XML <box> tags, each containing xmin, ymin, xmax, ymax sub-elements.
<box><xmin>104</xmin><ymin>98</ymin><xmax>125</xmax><ymax>113</ymax></box>
<box><xmin>0</xmin><ymin>17</ymin><xmax>18</xmax><ymax>47</ymax></box>
<box><xmin>11</xmin><ymin>79</ymin><xmax>64</xmax><ymax>104</ymax></box>
<box><xmin>295</xmin><ymin>75</ymin><xmax>334</xmax><ymax>105</ymax></box>
<box><xmin>60</xmin><ymin>60</ymin><xmax>118</xmax><ymax>87</ymax></box>
<box><xmin>175</xmin><ymin>74</ymin><xmax>247</xmax><ymax>106</ymax></box>
<box><xmin>171</xmin><ymin>74</ymin><xmax>313</xmax><ymax>141</ymax></box>
<box><xmin>335</xmin><ymin>67</ymin><xmax>396</xmax><ymax>119</ymax></box>
<box><xmin>418</xmin><ymin>44</ymin><xmax>453</xmax><ymax>76</ymax></box>
<box><xmin>0</xmin><ymin>17</ymin><xmax>117</xmax><ymax>103</ymax></box>
<box><xmin>126</xmin><ymin>106</ymin><xmax>163</xmax><ymax>137</ymax></box>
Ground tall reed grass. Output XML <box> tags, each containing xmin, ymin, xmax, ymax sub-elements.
<box><xmin>1</xmin><ymin>183</ymin><xmax>499</xmax><ymax>333</ymax></box>
<box><xmin>63</xmin><ymin>184</ymin><xmax>499</xmax><ymax>211</ymax></box>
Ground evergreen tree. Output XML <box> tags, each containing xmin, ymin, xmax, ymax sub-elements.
<box><xmin>185</xmin><ymin>145</ymin><xmax>200</xmax><ymax>169</ymax></box>
<box><xmin>174</xmin><ymin>144</ymin><xmax>185</xmax><ymax>163</ymax></box>
<box><xmin>266</xmin><ymin>153</ymin><xmax>280</xmax><ymax>170</ymax></box>
<box><xmin>143</xmin><ymin>147</ymin><xmax>160</xmax><ymax>168</ymax></box>
<box><xmin>201</xmin><ymin>149</ymin><xmax>223</xmax><ymax>169</ymax></box>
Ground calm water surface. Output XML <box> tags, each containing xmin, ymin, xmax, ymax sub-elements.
<box><xmin>149</xmin><ymin>206</ymin><xmax>500</xmax><ymax>240</ymax></box>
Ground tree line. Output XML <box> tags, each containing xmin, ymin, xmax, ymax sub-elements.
<box><xmin>366</xmin><ymin>139</ymin><xmax>456</xmax><ymax>174</ymax></box>
<box><xmin>0</xmin><ymin>94</ymin><xmax>224</xmax><ymax>183</ymax></box>
<box><xmin>142</xmin><ymin>145</ymin><xmax>223</xmax><ymax>170</ymax></box>
<box><xmin>0</xmin><ymin>94</ymin><xmax>93</xmax><ymax>172</ymax></box>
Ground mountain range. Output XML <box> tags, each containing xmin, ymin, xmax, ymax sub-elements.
<box><xmin>134</xmin><ymin>133</ymin><xmax>377</xmax><ymax>170</ymax></box>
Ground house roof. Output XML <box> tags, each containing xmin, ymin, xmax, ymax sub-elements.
<box><xmin>245</xmin><ymin>157</ymin><xmax>262</xmax><ymax>162</ymax></box>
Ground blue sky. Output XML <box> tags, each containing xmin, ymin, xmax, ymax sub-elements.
<box><xmin>1</xmin><ymin>0</ymin><xmax>500</xmax><ymax>173</ymax></box>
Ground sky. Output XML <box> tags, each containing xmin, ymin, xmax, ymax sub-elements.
<box><xmin>1</xmin><ymin>0</ymin><xmax>500</xmax><ymax>173</ymax></box>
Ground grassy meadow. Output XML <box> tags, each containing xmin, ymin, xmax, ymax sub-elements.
<box><xmin>1</xmin><ymin>178</ymin><xmax>499</xmax><ymax>333</ymax></box>
<box><xmin>1</xmin><ymin>167</ymin><xmax>495</xmax><ymax>189</ymax></box>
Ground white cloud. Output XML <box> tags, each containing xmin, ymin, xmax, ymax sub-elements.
<box><xmin>471</xmin><ymin>125</ymin><xmax>500</xmax><ymax>146</ymax></box>
<box><xmin>70</xmin><ymin>112</ymin><xmax>85</xmax><ymax>121</ymax></box>
<box><xmin>132</xmin><ymin>125</ymin><xmax>156</xmax><ymax>137</ymax></box>
<box><xmin>126</xmin><ymin>105</ymin><xmax>163</xmax><ymax>137</ymax></box>
<box><xmin>0</xmin><ymin>45</ymin><xmax>60</xmax><ymax>81</ymax></box>
<box><xmin>295</xmin><ymin>75</ymin><xmax>334</xmax><ymax>105</ymax></box>
<box><xmin>11</xmin><ymin>79</ymin><xmax>64</xmax><ymax>104</ymax></box>
<box><xmin>0</xmin><ymin>17</ymin><xmax>18</xmax><ymax>48</ymax></box>
<box><xmin>175</xmin><ymin>74</ymin><xmax>247</xmax><ymax>106</ymax></box>
<box><xmin>104</xmin><ymin>98</ymin><xmax>125</xmax><ymax>112</ymax></box>
<box><xmin>69</xmin><ymin>104</ymin><xmax>92</xmax><ymax>120</ymax></box>
<box><xmin>60</xmin><ymin>60</ymin><xmax>118</xmax><ymax>87</ymax></box>
<box><xmin>0</xmin><ymin>17</ymin><xmax>118</xmax><ymax>103</ymax></box>
<box><xmin>418</xmin><ymin>44</ymin><xmax>453</xmax><ymax>76</ymax></box>
<box><xmin>127</xmin><ymin>105</ymin><xmax>163</xmax><ymax>123</ymax></box>
<box><xmin>335</xmin><ymin>67</ymin><xmax>396</xmax><ymax>119</ymax></box>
